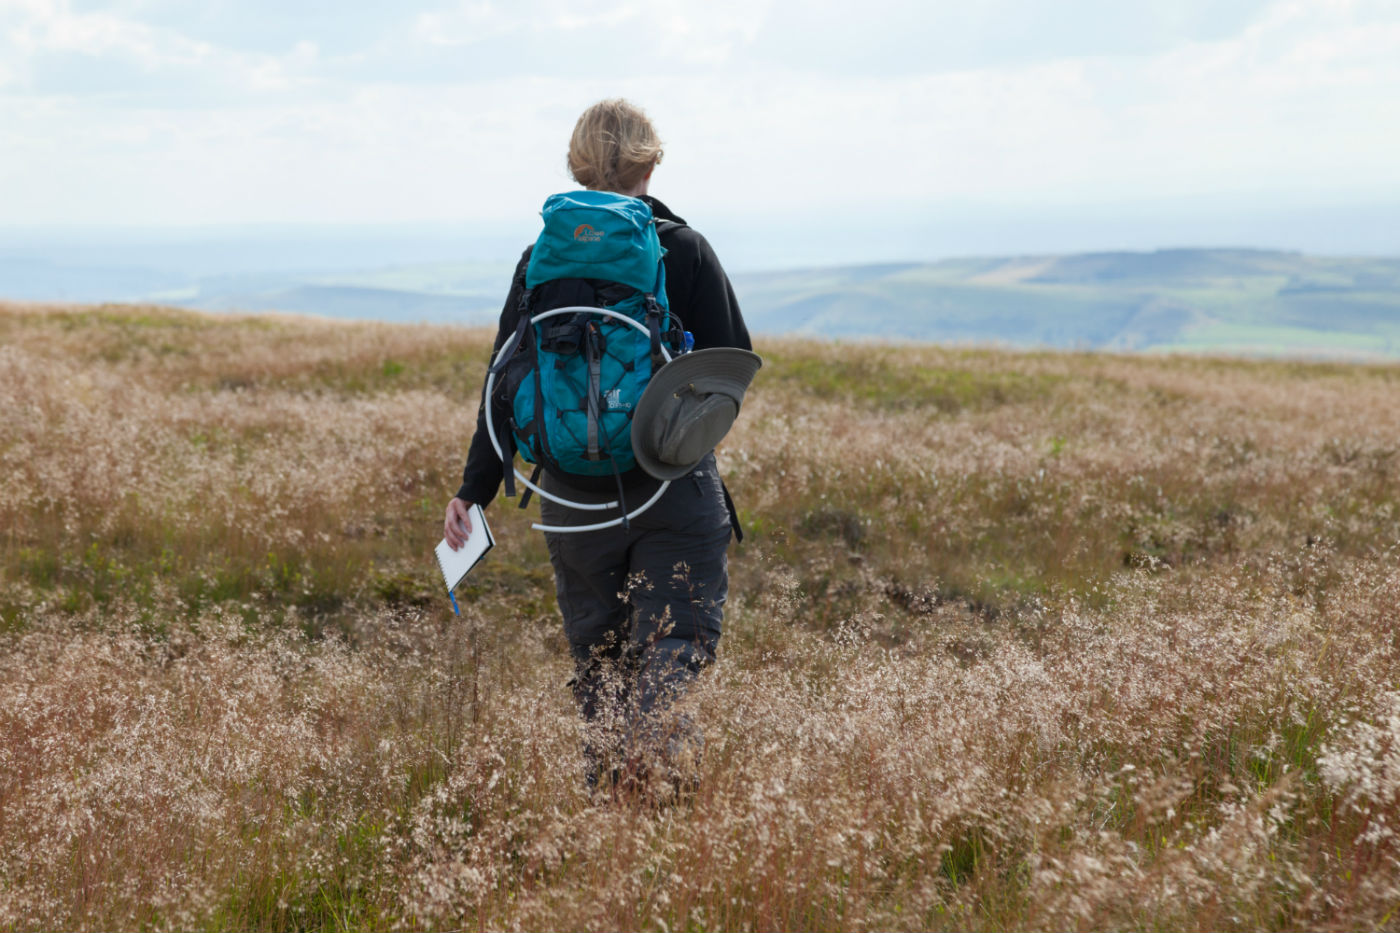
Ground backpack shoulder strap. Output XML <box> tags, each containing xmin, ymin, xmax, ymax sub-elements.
<box><xmin>513</xmin><ymin>248</ymin><xmax>531</xmax><ymax>300</ymax></box>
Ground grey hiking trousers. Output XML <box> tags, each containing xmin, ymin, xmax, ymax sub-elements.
<box><xmin>540</xmin><ymin>453</ymin><xmax>731</xmax><ymax>778</ymax></box>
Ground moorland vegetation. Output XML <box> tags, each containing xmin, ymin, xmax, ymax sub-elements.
<box><xmin>2</xmin><ymin>302</ymin><xmax>1399</xmax><ymax>931</ymax></box>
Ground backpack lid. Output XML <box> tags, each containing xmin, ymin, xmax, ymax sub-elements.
<box><xmin>525</xmin><ymin>190</ymin><xmax>665</xmax><ymax>296</ymax></box>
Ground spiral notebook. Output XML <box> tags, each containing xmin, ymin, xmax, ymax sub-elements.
<box><xmin>434</xmin><ymin>504</ymin><xmax>494</xmax><ymax>596</ymax></box>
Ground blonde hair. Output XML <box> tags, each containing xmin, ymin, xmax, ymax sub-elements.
<box><xmin>567</xmin><ymin>99</ymin><xmax>664</xmax><ymax>194</ymax></box>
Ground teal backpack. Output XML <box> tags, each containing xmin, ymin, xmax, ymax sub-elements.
<box><xmin>487</xmin><ymin>191</ymin><xmax>685</xmax><ymax>521</ymax></box>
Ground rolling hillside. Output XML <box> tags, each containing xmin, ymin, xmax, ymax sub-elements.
<box><xmin>182</xmin><ymin>248</ymin><xmax>1400</xmax><ymax>356</ymax></box>
<box><xmin>734</xmin><ymin>249</ymin><xmax>1400</xmax><ymax>355</ymax></box>
<box><xmin>4</xmin><ymin>247</ymin><xmax>1398</xmax><ymax>355</ymax></box>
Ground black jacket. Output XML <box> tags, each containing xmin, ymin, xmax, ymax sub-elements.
<box><xmin>455</xmin><ymin>195</ymin><xmax>752</xmax><ymax>508</ymax></box>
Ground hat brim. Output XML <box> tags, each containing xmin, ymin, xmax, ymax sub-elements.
<box><xmin>631</xmin><ymin>348</ymin><xmax>762</xmax><ymax>480</ymax></box>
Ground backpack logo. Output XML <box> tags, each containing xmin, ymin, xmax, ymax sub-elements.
<box><xmin>573</xmin><ymin>224</ymin><xmax>605</xmax><ymax>243</ymax></box>
<box><xmin>603</xmin><ymin>387</ymin><xmax>629</xmax><ymax>410</ymax></box>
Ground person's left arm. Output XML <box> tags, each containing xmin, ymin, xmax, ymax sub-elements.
<box><xmin>668</xmin><ymin>228</ymin><xmax>752</xmax><ymax>352</ymax></box>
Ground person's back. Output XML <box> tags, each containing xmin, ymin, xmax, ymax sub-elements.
<box><xmin>444</xmin><ymin>99</ymin><xmax>753</xmax><ymax>798</ymax></box>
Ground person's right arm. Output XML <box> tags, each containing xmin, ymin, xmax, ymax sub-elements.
<box><xmin>445</xmin><ymin>248</ymin><xmax>531</xmax><ymax>548</ymax></box>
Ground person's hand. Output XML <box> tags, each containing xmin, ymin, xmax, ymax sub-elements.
<box><xmin>444</xmin><ymin>497</ymin><xmax>475</xmax><ymax>550</ymax></box>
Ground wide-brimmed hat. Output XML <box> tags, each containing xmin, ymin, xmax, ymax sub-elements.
<box><xmin>631</xmin><ymin>347</ymin><xmax>763</xmax><ymax>481</ymax></box>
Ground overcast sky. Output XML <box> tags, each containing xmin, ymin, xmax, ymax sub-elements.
<box><xmin>2</xmin><ymin>0</ymin><xmax>1398</xmax><ymax>258</ymax></box>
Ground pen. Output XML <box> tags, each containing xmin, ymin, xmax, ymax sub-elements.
<box><xmin>449</xmin><ymin>590</ymin><xmax>460</xmax><ymax>616</ymax></box>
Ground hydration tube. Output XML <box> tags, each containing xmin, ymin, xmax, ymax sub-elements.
<box><xmin>484</xmin><ymin>305</ymin><xmax>672</xmax><ymax>534</ymax></box>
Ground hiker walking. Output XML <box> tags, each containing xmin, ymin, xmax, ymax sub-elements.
<box><xmin>444</xmin><ymin>99</ymin><xmax>756</xmax><ymax>794</ymax></box>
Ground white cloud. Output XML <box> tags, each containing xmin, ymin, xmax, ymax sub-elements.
<box><xmin>6</xmin><ymin>0</ymin><xmax>210</xmax><ymax>67</ymax></box>
<box><xmin>0</xmin><ymin>0</ymin><xmax>327</xmax><ymax>98</ymax></box>
<box><xmin>551</xmin><ymin>1</ymin><xmax>642</xmax><ymax>31</ymax></box>
<box><xmin>414</xmin><ymin>1</ymin><xmax>520</xmax><ymax>47</ymax></box>
<box><xmin>0</xmin><ymin>0</ymin><xmax>1396</xmax><ymax>228</ymax></box>
<box><xmin>645</xmin><ymin>0</ymin><xmax>771</xmax><ymax>66</ymax></box>
<box><xmin>408</xmin><ymin>0</ymin><xmax>768</xmax><ymax>65</ymax></box>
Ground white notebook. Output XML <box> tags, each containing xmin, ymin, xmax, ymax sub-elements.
<box><xmin>434</xmin><ymin>503</ymin><xmax>495</xmax><ymax>593</ymax></box>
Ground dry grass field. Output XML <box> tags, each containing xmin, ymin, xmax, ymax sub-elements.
<box><xmin>2</xmin><ymin>302</ymin><xmax>1399</xmax><ymax>931</ymax></box>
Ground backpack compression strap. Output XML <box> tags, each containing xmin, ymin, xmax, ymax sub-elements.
<box><xmin>644</xmin><ymin>294</ymin><xmax>664</xmax><ymax>368</ymax></box>
<box><xmin>517</xmin><ymin>464</ymin><xmax>543</xmax><ymax>510</ymax></box>
<box><xmin>584</xmin><ymin>321</ymin><xmax>604</xmax><ymax>460</ymax></box>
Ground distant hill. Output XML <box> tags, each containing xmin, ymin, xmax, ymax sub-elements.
<box><xmin>732</xmin><ymin>249</ymin><xmax>1400</xmax><ymax>357</ymax></box>
<box><xmin>2</xmin><ymin>246</ymin><xmax>1397</xmax><ymax>356</ymax></box>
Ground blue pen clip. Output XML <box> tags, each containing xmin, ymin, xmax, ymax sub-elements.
<box><xmin>448</xmin><ymin>590</ymin><xmax>460</xmax><ymax>616</ymax></box>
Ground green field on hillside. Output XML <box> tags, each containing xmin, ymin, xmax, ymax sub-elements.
<box><xmin>168</xmin><ymin>248</ymin><xmax>1400</xmax><ymax>357</ymax></box>
<box><xmin>734</xmin><ymin>249</ymin><xmax>1400</xmax><ymax>355</ymax></box>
